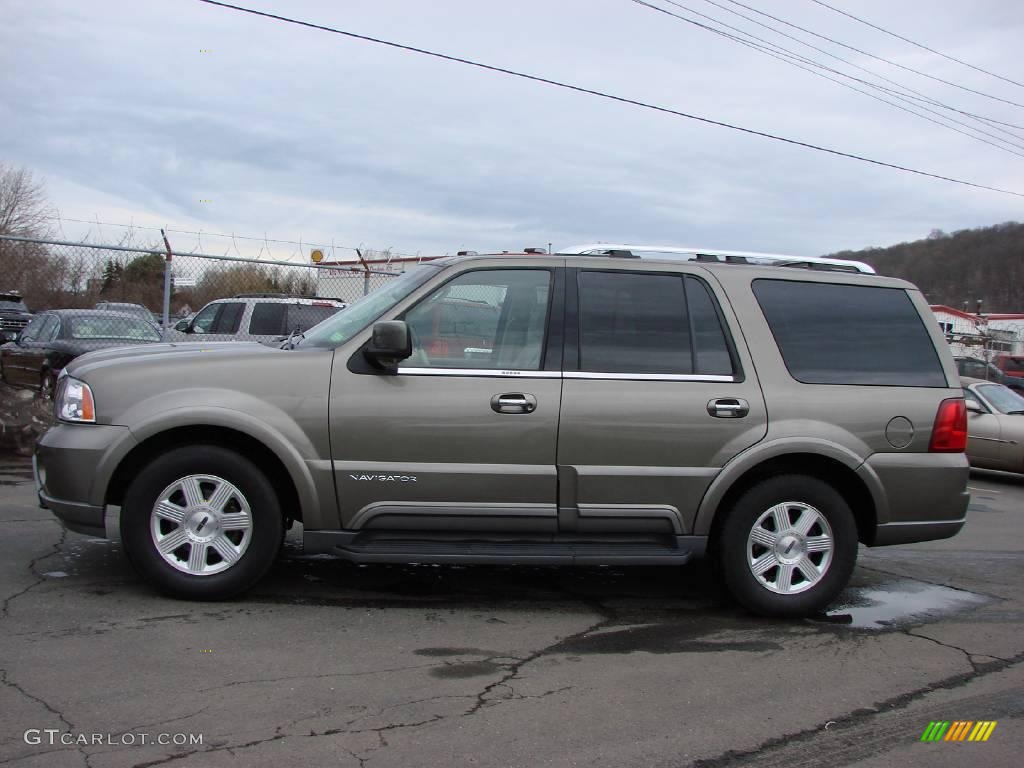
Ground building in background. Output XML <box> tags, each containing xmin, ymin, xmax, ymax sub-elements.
<box><xmin>931</xmin><ymin>305</ymin><xmax>1024</xmax><ymax>358</ymax></box>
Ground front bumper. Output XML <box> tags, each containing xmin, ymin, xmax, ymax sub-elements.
<box><xmin>34</xmin><ymin>423</ymin><xmax>135</xmax><ymax>538</ymax></box>
<box><xmin>859</xmin><ymin>451</ymin><xmax>970</xmax><ymax>546</ymax></box>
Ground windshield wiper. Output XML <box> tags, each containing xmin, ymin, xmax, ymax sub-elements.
<box><xmin>282</xmin><ymin>330</ymin><xmax>305</xmax><ymax>350</ymax></box>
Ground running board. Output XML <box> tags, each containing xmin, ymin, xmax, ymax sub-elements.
<box><xmin>304</xmin><ymin>531</ymin><xmax>707</xmax><ymax>565</ymax></box>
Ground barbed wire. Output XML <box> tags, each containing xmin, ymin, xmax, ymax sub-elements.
<box><xmin>42</xmin><ymin>215</ymin><xmax>423</xmax><ymax>262</ymax></box>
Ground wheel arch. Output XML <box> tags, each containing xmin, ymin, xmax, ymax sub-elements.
<box><xmin>106</xmin><ymin>425</ymin><xmax>311</xmax><ymax>524</ymax></box>
<box><xmin>697</xmin><ymin>447</ymin><xmax>880</xmax><ymax>547</ymax></box>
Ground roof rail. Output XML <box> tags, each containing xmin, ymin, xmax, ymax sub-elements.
<box><xmin>231</xmin><ymin>293</ymin><xmax>306</xmax><ymax>299</ymax></box>
<box><xmin>560</xmin><ymin>244</ymin><xmax>875</xmax><ymax>274</ymax></box>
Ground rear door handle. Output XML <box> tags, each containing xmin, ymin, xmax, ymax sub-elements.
<box><xmin>491</xmin><ymin>393</ymin><xmax>537</xmax><ymax>414</ymax></box>
<box><xmin>707</xmin><ymin>397</ymin><xmax>749</xmax><ymax>418</ymax></box>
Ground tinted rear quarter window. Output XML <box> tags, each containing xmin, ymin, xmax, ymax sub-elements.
<box><xmin>752</xmin><ymin>279</ymin><xmax>946</xmax><ymax>386</ymax></box>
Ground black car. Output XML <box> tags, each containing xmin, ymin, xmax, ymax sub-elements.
<box><xmin>0</xmin><ymin>291</ymin><xmax>33</xmax><ymax>343</ymax></box>
<box><xmin>0</xmin><ymin>309</ymin><xmax>162</xmax><ymax>397</ymax></box>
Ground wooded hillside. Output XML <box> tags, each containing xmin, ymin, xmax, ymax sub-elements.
<box><xmin>825</xmin><ymin>221</ymin><xmax>1024</xmax><ymax>312</ymax></box>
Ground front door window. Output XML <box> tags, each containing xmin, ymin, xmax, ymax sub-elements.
<box><xmin>402</xmin><ymin>269</ymin><xmax>551</xmax><ymax>370</ymax></box>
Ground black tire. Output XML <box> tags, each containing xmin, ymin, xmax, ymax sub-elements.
<box><xmin>718</xmin><ymin>474</ymin><xmax>857</xmax><ymax>618</ymax></box>
<box><xmin>121</xmin><ymin>445</ymin><xmax>283</xmax><ymax>600</ymax></box>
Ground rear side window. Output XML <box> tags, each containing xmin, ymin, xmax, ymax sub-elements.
<box><xmin>248</xmin><ymin>304</ymin><xmax>287</xmax><ymax>335</ymax></box>
<box><xmin>577</xmin><ymin>271</ymin><xmax>735</xmax><ymax>376</ymax></box>
<box><xmin>685</xmin><ymin>277</ymin><xmax>733</xmax><ymax>376</ymax></box>
<box><xmin>212</xmin><ymin>303</ymin><xmax>244</xmax><ymax>334</ymax></box>
<box><xmin>752</xmin><ymin>280</ymin><xmax>946</xmax><ymax>386</ymax></box>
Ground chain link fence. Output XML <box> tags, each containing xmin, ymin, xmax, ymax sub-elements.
<box><xmin>0</xmin><ymin>233</ymin><xmax>440</xmax><ymax>451</ymax></box>
<box><xmin>940</xmin><ymin>321</ymin><xmax>1024</xmax><ymax>387</ymax></box>
<box><xmin>0</xmin><ymin>233</ymin><xmax>434</xmax><ymax>344</ymax></box>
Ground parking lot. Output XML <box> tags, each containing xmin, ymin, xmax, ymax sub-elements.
<box><xmin>0</xmin><ymin>456</ymin><xmax>1021</xmax><ymax>767</ymax></box>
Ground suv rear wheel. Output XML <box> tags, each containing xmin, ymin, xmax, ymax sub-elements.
<box><xmin>121</xmin><ymin>445</ymin><xmax>283</xmax><ymax>600</ymax></box>
<box><xmin>718</xmin><ymin>475</ymin><xmax>857</xmax><ymax>617</ymax></box>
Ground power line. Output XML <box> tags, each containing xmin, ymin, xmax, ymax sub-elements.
<box><xmin>808</xmin><ymin>0</ymin><xmax>1024</xmax><ymax>91</ymax></box>
<box><xmin>720</xmin><ymin>0</ymin><xmax>1024</xmax><ymax>110</ymax></box>
<box><xmin>195</xmin><ymin>0</ymin><xmax>1024</xmax><ymax>199</ymax></box>
<box><xmin>696</xmin><ymin>0</ymin><xmax>1024</xmax><ymax>136</ymax></box>
<box><xmin>634</xmin><ymin>0</ymin><xmax>1024</xmax><ymax>158</ymax></box>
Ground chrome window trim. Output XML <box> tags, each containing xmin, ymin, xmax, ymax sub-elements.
<box><xmin>395</xmin><ymin>368</ymin><xmax>735</xmax><ymax>381</ymax></box>
<box><xmin>396</xmin><ymin>367</ymin><xmax>561</xmax><ymax>378</ymax></box>
<box><xmin>566</xmin><ymin>372</ymin><xmax>735</xmax><ymax>382</ymax></box>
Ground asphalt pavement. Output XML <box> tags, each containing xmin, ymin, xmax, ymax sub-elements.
<box><xmin>0</xmin><ymin>456</ymin><xmax>1021</xmax><ymax>767</ymax></box>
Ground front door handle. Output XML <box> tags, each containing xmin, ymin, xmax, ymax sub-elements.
<box><xmin>707</xmin><ymin>397</ymin><xmax>749</xmax><ymax>418</ymax></box>
<box><xmin>491</xmin><ymin>393</ymin><xmax>537</xmax><ymax>414</ymax></box>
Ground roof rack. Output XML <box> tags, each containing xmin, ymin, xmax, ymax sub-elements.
<box><xmin>560</xmin><ymin>244</ymin><xmax>875</xmax><ymax>274</ymax></box>
<box><xmin>231</xmin><ymin>293</ymin><xmax>347</xmax><ymax>303</ymax></box>
<box><xmin>232</xmin><ymin>293</ymin><xmax>304</xmax><ymax>299</ymax></box>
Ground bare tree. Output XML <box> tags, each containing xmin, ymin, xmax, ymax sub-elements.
<box><xmin>0</xmin><ymin>162</ymin><xmax>53</xmax><ymax>237</ymax></box>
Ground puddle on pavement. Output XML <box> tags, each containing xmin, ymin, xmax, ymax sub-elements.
<box><xmin>548</xmin><ymin>623</ymin><xmax>782</xmax><ymax>655</ymax></box>
<box><xmin>814</xmin><ymin>579</ymin><xmax>991</xmax><ymax>630</ymax></box>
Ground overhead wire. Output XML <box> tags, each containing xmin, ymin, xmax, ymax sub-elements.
<box><xmin>695</xmin><ymin>0</ymin><xmax>1024</xmax><ymax>136</ymax></box>
<box><xmin>630</xmin><ymin>0</ymin><xmax>1024</xmax><ymax>158</ymax></box>
<box><xmin>718</xmin><ymin>0</ymin><xmax>1024</xmax><ymax>110</ymax></box>
<box><xmin>194</xmin><ymin>0</ymin><xmax>1024</xmax><ymax>198</ymax></box>
<box><xmin>808</xmin><ymin>0</ymin><xmax>1024</xmax><ymax>91</ymax></box>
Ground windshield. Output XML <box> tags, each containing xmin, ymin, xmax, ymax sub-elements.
<box><xmin>299</xmin><ymin>265</ymin><xmax>440</xmax><ymax>348</ymax></box>
<box><xmin>0</xmin><ymin>298</ymin><xmax>28</xmax><ymax>312</ymax></box>
<box><xmin>977</xmin><ymin>383</ymin><xmax>1024</xmax><ymax>414</ymax></box>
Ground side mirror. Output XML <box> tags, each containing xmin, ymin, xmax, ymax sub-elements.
<box><xmin>174</xmin><ymin>319</ymin><xmax>190</xmax><ymax>332</ymax></box>
<box><xmin>965</xmin><ymin>400</ymin><xmax>984</xmax><ymax>414</ymax></box>
<box><xmin>364</xmin><ymin>320</ymin><xmax>412</xmax><ymax>370</ymax></box>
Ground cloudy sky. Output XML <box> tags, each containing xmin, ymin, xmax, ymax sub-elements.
<box><xmin>2</xmin><ymin>0</ymin><xmax>1022</xmax><ymax>262</ymax></box>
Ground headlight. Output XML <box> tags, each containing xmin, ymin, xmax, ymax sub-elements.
<box><xmin>55</xmin><ymin>377</ymin><xmax>96</xmax><ymax>423</ymax></box>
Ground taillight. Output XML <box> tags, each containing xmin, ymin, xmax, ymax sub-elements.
<box><xmin>929</xmin><ymin>398</ymin><xmax>967</xmax><ymax>452</ymax></box>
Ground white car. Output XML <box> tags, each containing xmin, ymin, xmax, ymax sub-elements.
<box><xmin>170</xmin><ymin>295</ymin><xmax>347</xmax><ymax>345</ymax></box>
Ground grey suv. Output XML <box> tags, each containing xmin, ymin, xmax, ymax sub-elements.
<box><xmin>34</xmin><ymin>246</ymin><xmax>970</xmax><ymax>616</ymax></box>
<box><xmin>170</xmin><ymin>295</ymin><xmax>347</xmax><ymax>345</ymax></box>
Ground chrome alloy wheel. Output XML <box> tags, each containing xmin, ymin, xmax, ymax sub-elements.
<box><xmin>149</xmin><ymin>474</ymin><xmax>253</xmax><ymax>575</ymax></box>
<box><xmin>746</xmin><ymin>501</ymin><xmax>834</xmax><ymax>595</ymax></box>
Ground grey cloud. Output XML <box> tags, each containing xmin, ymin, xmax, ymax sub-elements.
<box><xmin>1</xmin><ymin>0</ymin><xmax>1021</xmax><ymax>259</ymax></box>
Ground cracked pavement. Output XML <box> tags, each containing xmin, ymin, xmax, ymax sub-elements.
<box><xmin>0</xmin><ymin>462</ymin><xmax>1021</xmax><ymax>767</ymax></box>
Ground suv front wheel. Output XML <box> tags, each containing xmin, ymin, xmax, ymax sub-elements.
<box><xmin>718</xmin><ymin>475</ymin><xmax>858</xmax><ymax>617</ymax></box>
<box><xmin>121</xmin><ymin>445</ymin><xmax>283</xmax><ymax>600</ymax></box>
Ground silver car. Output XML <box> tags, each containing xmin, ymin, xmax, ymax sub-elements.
<box><xmin>962</xmin><ymin>376</ymin><xmax>1024</xmax><ymax>473</ymax></box>
<box><xmin>34</xmin><ymin>247</ymin><xmax>970</xmax><ymax>617</ymax></box>
<box><xmin>170</xmin><ymin>295</ymin><xmax>347</xmax><ymax>345</ymax></box>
